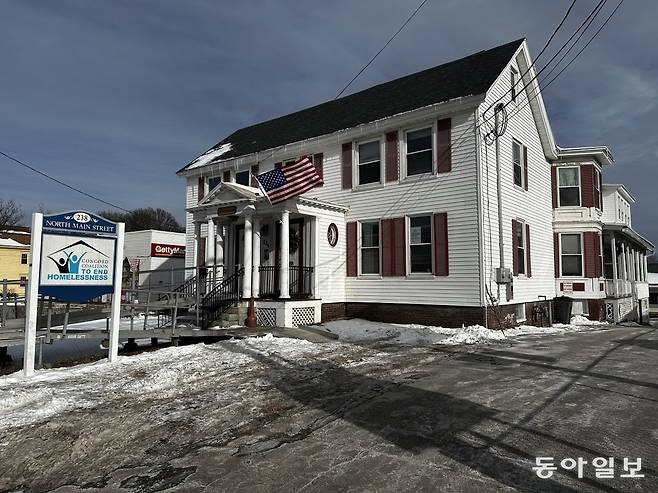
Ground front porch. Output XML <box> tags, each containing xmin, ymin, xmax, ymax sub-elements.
<box><xmin>187</xmin><ymin>182</ymin><xmax>346</xmax><ymax>327</ymax></box>
<box><xmin>602</xmin><ymin>226</ymin><xmax>653</xmax><ymax>323</ymax></box>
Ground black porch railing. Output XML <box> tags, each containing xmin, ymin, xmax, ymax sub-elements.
<box><xmin>200</xmin><ymin>267</ymin><xmax>243</xmax><ymax>329</ymax></box>
<box><xmin>258</xmin><ymin>265</ymin><xmax>314</xmax><ymax>299</ymax></box>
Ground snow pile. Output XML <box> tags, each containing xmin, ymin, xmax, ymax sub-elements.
<box><xmin>568</xmin><ymin>315</ymin><xmax>609</xmax><ymax>326</ymax></box>
<box><xmin>322</xmin><ymin>319</ymin><xmax>603</xmax><ymax>346</ymax></box>
<box><xmin>188</xmin><ymin>143</ymin><xmax>232</xmax><ymax>169</ymax></box>
<box><xmin>0</xmin><ymin>334</ymin><xmax>321</xmax><ymax>430</ymax></box>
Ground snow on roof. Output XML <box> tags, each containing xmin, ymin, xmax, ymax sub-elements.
<box><xmin>187</xmin><ymin>143</ymin><xmax>233</xmax><ymax>169</ymax></box>
<box><xmin>0</xmin><ymin>238</ymin><xmax>26</xmax><ymax>248</ymax></box>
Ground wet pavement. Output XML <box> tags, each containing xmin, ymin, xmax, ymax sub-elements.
<box><xmin>0</xmin><ymin>325</ymin><xmax>656</xmax><ymax>492</ymax></box>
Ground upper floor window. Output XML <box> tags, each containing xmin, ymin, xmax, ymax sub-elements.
<box><xmin>208</xmin><ymin>176</ymin><xmax>222</xmax><ymax>190</ymax></box>
<box><xmin>235</xmin><ymin>170</ymin><xmax>250</xmax><ymax>186</ymax></box>
<box><xmin>512</xmin><ymin>140</ymin><xmax>524</xmax><ymax>187</ymax></box>
<box><xmin>594</xmin><ymin>168</ymin><xmax>601</xmax><ymax>209</ymax></box>
<box><xmin>406</xmin><ymin>127</ymin><xmax>433</xmax><ymax>176</ymax></box>
<box><xmin>558</xmin><ymin>167</ymin><xmax>580</xmax><ymax>207</ymax></box>
<box><xmin>21</xmin><ymin>253</ymin><xmax>28</xmax><ymax>264</ymax></box>
<box><xmin>515</xmin><ymin>221</ymin><xmax>526</xmax><ymax>275</ymax></box>
<box><xmin>409</xmin><ymin>215</ymin><xmax>432</xmax><ymax>273</ymax></box>
<box><xmin>360</xmin><ymin>221</ymin><xmax>380</xmax><ymax>274</ymax></box>
<box><xmin>510</xmin><ymin>67</ymin><xmax>519</xmax><ymax>102</ymax></box>
<box><xmin>357</xmin><ymin>140</ymin><xmax>381</xmax><ymax>185</ymax></box>
<box><xmin>560</xmin><ymin>234</ymin><xmax>583</xmax><ymax>276</ymax></box>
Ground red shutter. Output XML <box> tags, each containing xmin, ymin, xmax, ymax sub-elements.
<box><xmin>580</xmin><ymin>165</ymin><xmax>595</xmax><ymax>207</ymax></box>
<box><xmin>314</xmin><ymin>153</ymin><xmax>324</xmax><ymax>183</ymax></box>
<box><xmin>274</xmin><ymin>162</ymin><xmax>283</xmax><ymax>169</ymax></box>
<box><xmin>341</xmin><ymin>143</ymin><xmax>353</xmax><ymax>189</ymax></box>
<box><xmin>197</xmin><ymin>177</ymin><xmax>205</xmax><ymax>201</ymax></box>
<box><xmin>551</xmin><ymin>166</ymin><xmax>557</xmax><ymax>209</ymax></box>
<box><xmin>437</xmin><ymin>118</ymin><xmax>452</xmax><ymax>173</ymax></box>
<box><xmin>385</xmin><ymin>132</ymin><xmax>399</xmax><ymax>182</ymax></box>
<box><xmin>523</xmin><ymin>145</ymin><xmax>528</xmax><ymax>191</ymax></box>
<box><xmin>250</xmin><ymin>164</ymin><xmax>259</xmax><ymax>187</ymax></box>
<box><xmin>393</xmin><ymin>217</ymin><xmax>406</xmax><ymax>276</ymax></box>
<box><xmin>583</xmin><ymin>232</ymin><xmax>597</xmax><ymax>278</ymax></box>
<box><xmin>222</xmin><ymin>170</ymin><xmax>231</xmax><ymax>182</ymax></box>
<box><xmin>512</xmin><ymin>219</ymin><xmax>519</xmax><ymax>276</ymax></box>
<box><xmin>525</xmin><ymin>223</ymin><xmax>532</xmax><ymax>277</ymax></box>
<box><xmin>433</xmin><ymin>213</ymin><xmax>449</xmax><ymax>276</ymax></box>
<box><xmin>382</xmin><ymin>217</ymin><xmax>406</xmax><ymax>276</ymax></box>
<box><xmin>554</xmin><ymin>233</ymin><xmax>560</xmax><ymax>277</ymax></box>
<box><xmin>346</xmin><ymin>221</ymin><xmax>357</xmax><ymax>277</ymax></box>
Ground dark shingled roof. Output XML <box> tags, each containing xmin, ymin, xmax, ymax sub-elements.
<box><xmin>181</xmin><ymin>38</ymin><xmax>524</xmax><ymax>172</ymax></box>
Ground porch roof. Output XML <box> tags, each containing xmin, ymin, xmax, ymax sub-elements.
<box><xmin>188</xmin><ymin>182</ymin><xmax>348</xmax><ymax>217</ymax></box>
<box><xmin>604</xmin><ymin>224</ymin><xmax>655</xmax><ymax>254</ymax></box>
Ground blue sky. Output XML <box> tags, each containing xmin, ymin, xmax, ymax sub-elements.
<box><xmin>1</xmin><ymin>0</ymin><xmax>656</xmax><ymax>245</ymax></box>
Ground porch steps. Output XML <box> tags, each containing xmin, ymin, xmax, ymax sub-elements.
<box><xmin>210</xmin><ymin>305</ymin><xmax>248</xmax><ymax>328</ymax></box>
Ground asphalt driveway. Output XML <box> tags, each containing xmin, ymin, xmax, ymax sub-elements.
<box><xmin>1</xmin><ymin>325</ymin><xmax>656</xmax><ymax>492</ymax></box>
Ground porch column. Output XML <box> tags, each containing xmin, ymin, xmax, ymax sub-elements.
<box><xmin>194</xmin><ymin>220</ymin><xmax>202</xmax><ymax>326</ymax></box>
<box><xmin>635</xmin><ymin>251</ymin><xmax>641</xmax><ymax>281</ymax></box>
<box><xmin>610</xmin><ymin>234</ymin><xmax>618</xmax><ymax>281</ymax></box>
<box><xmin>279</xmin><ymin>210</ymin><xmax>290</xmax><ymax>299</ymax></box>
<box><xmin>252</xmin><ymin>216</ymin><xmax>261</xmax><ymax>298</ymax></box>
<box><xmin>216</xmin><ymin>221</ymin><xmax>225</xmax><ymax>279</ymax></box>
<box><xmin>242</xmin><ymin>209</ymin><xmax>254</xmax><ymax>299</ymax></box>
<box><xmin>620</xmin><ymin>243</ymin><xmax>628</xmax><ymax>280</ymax></box>
<box><xmin>206</xmin><ymin>218</ymin><xmax>216</xmax><ymax>285</ymax></box>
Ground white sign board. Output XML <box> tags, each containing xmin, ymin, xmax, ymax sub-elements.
<box><xmin>562</xmin><ymin>282</ymin><xmax>573</xmax><ymax>293</ymax></box>
<box><xmin>40</xmin><ymin>234</ymin><xmax>115</xmax><ymax>287</ymax></box>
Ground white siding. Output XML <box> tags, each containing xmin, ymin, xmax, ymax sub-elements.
<box><xmin>184</xmin><ymin>177</ymin><xmax>197</xmax><ymax>274</ymax></box>
<box><xmin>294</xmin><ymin>109</ymin><xmax>482</xmax><ymax>306</ymax></box>
<box><xmin>479</xmin><ymin>55</ymin><xmax>556</xmax><ymax>306</ymax></box>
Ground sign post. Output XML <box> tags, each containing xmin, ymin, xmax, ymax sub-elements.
<box><xmin>23</xmin><ymin>213</ymin><xmax>43</xmax><ymax>377</ymax></box>
<box><xmin>23</xmin><ymin>211</ymin><xmax>124</xmax><ymax>377</ymax></box>
<box><xmin>109</xmin><ymin>222</ymin><xmax>124</xmax><ymax>362</ymax></box>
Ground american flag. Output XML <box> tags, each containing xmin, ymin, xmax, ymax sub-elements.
<box><xmin>256</xmin><ymin>156</ymin><xmax>323</xmax><ymax>204</ymax></box>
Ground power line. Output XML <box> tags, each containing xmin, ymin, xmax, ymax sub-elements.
<box><xmin>334</xmin><ymin>0</ymin><xmax>430</xmax><ymax>99</ymax></box>
<box><xmin>0</xmin><ymin>149</ymin><xmax>131</xmax><ymax>213</ymax></box>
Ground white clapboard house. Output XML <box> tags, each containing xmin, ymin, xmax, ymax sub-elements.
<box><xmin>177</xmin><ymin>38</ymin><xmax>654</xmax><ymax>328</ymax></box>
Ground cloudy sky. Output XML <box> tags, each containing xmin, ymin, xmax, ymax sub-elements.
<box><xmin>1</xmin><ymin>0</ymin><xmax>656</xmax><ymax>244</ymax></box>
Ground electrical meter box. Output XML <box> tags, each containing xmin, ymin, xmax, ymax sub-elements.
<box><xmin>495</xmin><ymin>267</ymin><xmax>512</xmax><ymax>284</ymax></box>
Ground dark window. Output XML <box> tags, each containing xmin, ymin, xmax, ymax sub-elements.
<box><xmin>21</xmin><ymin>253</ymin><xmax>28</xmax><ymax>264</ymax></box>
<box><xmin>516</xmin><ymin>221</ymin><xmax>526</xmax><ymax>275</ymax></box>
<box><xmin>561</xmin><ymin>234</ymin><xmax>583</xmax><ymax>276</ymax></box>
<box><xmin>410</xmin><ymin>216</ymin><xmax>432</xmax><ymax>273</ymax></box>
<box><xmin>510</xmin><ymin>67</ymin><xmax>518</xmax><ymax>102</ymax></box>
<box><xmin>558</xmin><ymin>167</ymin><xmax>580</xmax><ymax>206</ymax></box>
<box><xmin>236</xmin><ymin>170</ymin><xmax>250</xmax><ymax>186</ymax></box>
<box><xmin>360</xmin><ymin>222</ymin><xmax>380</xmax><ymax>274</ymax></box>
<box><xmin>513</xmin><ymin>140</ymin><xmax>523</xmax><ymax>187</ymax></box>
<box><xmin>594</xmin><ymin>169</ymin><xmax>601</xmax><ymax>210</ymax></box>
<box><xmin>406</xmin><ymin>128</ymin><xmax>433</xmax><ymax>176</ymax></box>
<box><xmin>358</xmin><ymin>141</ymin><xmax>381</xmax><ymax>185</ymax></box>
<box><xmin>208</xmin><ymin>176</ymin><xmax>222</xmax><ymax>190</ymax></box>
<box><xmin>20</xmin><ymin>276</ymin><xmax>27</xmax><ymax>286</ymax></box>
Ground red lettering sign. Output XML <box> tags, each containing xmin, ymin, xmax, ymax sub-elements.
<box><xmin>151</xmin><ymin>243</ymin><xmax>186</xmax><ymax>258</ymax></box>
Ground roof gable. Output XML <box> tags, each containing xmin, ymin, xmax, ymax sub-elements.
<box><xmin>180</xmin><ymin>38</ymin><xmax>525</xmax><ymax>172</ymax></box>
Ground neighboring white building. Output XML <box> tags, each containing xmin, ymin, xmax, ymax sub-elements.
<box><xmin>176</xmin><ymin>38</ymin><xmax>654</xmax><ymax>328</ymax></box>
<box><xmin>123</xmin><ymin>230</ymin><xmax>186</xmax><ymax>292</ymax></box>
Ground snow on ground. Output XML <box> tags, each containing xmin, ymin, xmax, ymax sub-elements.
<box><xmin>0</xmin><ymin>334</ymin><xmax>322</xmax><ymax>430</ymax></box>
<box><xmin>322</xmin><ymin>317</ymin><xmax>609</xmax><ymax>345</ymax></box>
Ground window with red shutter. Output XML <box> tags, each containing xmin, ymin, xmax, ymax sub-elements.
<box><xmin>197</xmin><ymin>176</ymin><xmax>205</xmax><ymax>201</ymax></box>
<box><xmin>525</xmin><ymin>223</ymin><xmax>532</xmax><ymax>277</ymax></box>
<box><xmin>222</xmin><ymin>170</ymin><xmax>231</xmax><ymax>182</ymax></box>
<box><xmin>385</xmin><ymin>132</ymin><xmax>399</xmax><ymax>182</ymax></box>
<box><xmin>381</xmin><ymin>217</ymin><xmax>406</xmax><ymax>276</ymax></box>
<box><xmin>250</xmin><ymin>164</ymin><xmax>259</xmax><ymax>187</ymax></box>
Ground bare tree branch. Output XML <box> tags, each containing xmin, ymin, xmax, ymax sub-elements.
<box><xmin>0</xmin><ymin>199</ymin><xmax>23</xmax><ymax>232</ymax></box>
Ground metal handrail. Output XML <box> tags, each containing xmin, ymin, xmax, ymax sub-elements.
<box><xmin>201</xmin><ymin>267</ymin><xmax>243</xmax><ymax>329</ymax></box>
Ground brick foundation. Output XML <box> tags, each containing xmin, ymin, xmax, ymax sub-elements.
<box><xmin>321</xmin><ymin>301</ymin><xmax>555</xmax><ymax>329</ymax></box>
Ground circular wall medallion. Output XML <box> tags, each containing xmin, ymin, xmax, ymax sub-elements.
<box><xmin>327</xmin><ymin>223</ymin><xmax>339</xmax><ymax>247</ymax></box>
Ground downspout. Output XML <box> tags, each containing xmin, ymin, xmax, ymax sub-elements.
<box><xmin>474</xmin><ymin>110</ymin><xmax>487</xmax><ymax>328</ymax></box>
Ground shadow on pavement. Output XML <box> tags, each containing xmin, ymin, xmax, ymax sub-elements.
<box><xmin>224</xmin><ymin>343</ymin><xmax>625</xmax><ymax>493</ymax></box>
